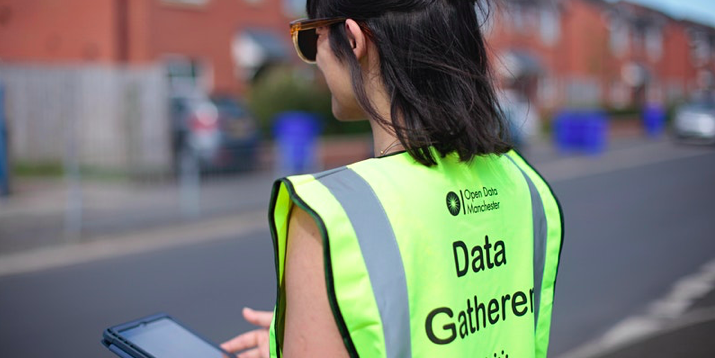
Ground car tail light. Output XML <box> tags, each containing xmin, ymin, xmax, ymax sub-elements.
<box><xmin>190</xmin><ymin>114</ymin><xmax>218</xmax><ymax>132</ymax></box>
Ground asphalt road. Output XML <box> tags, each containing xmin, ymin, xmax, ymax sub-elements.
<box><xmin>0</xmin><ymin>228</ymin><xmax>276</xmax><ymax>357</ymax></box>
<box><xmin>547</xmin><ymin>150</ymin><xmax>715</xmax><ymax>356</ymax></box>
<box><xmin>0</xmin><ymin>147</ymin><xmax>713</xmax><ymax>357</ymax></box>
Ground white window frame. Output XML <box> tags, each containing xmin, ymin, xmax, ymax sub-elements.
<box><xmin>539</xmin><ymin>8</ymin><xmax>560</xmax><ymax>46</ymax></box>
<box><xmin>164</xmin><ymin>55</ymin><xmax>213</xmax><ymax>94</ymax></box>
<box><xmin>645</xmin><ymin>27</ymin><xmax>663</xmax><ymax>62</ymax></box>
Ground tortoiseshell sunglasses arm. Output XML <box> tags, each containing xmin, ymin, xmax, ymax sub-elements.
<box><xmin>289</xmin><ymin>17</ymin><xmax>348</xmax><ymax>36</ymax></box>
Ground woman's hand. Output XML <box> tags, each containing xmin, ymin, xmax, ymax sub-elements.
<box><xmin>221</xmin><ymin>307</ymin><xmax>273</xmax><ymax>358</ymax></box>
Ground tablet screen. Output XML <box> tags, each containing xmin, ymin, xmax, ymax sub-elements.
<box><xmin>119</xmin><ymin>317</ymin><xmax>230</xmax><ymax>358</ymax></box>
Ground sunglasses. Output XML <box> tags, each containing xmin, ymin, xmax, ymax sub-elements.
<box><xmin>289</xmin><ymin>17</ymin><xmax>347</xmax><ymax>63</ymax></box>
<box><xmin>290</xmin><ymin>17</ymin><xmax>372</xmax><ymax>64</ymax></box>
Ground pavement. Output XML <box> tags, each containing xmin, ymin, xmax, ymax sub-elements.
<box><xmin>0</xmin><ymin>136</ymin><xmax>374</xmax><ymax>255</ymax></box>
<box><xmin>1</xmin><ymin>131</ymin><xmax>715</xmax><ymax>357</ymax></box>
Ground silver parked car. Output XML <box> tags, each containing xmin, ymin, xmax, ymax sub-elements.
<box><xmin>170</xmin><ymin>92</ymin><xmax>221</xmax><ymax>172</ymax></box>
<box><xmin>170</xmin><ymin>92</ymin><xmax>260</xmax><ymax>174</ymax></box>
<box><xmin>673</xmin><ymin>97</ymin><xmax>715</xmax><ymax>144</ymax></box>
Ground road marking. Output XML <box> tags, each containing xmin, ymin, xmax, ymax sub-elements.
<box><xmin>558</xmin><ymin>258</ymin><xmax>715</xmax><ymax>358</ymax></box>
<box><xmin>538</xmin><ymin>140</ymin><xmax>714</xmax><ymax>182</ymax></box>
<box><xmin>0</xmin><ymin>210</ymin><xmax>268</xmax><ymax>277</ymax></box>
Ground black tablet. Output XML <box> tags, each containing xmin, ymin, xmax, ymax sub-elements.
<box><xmin>102</xmin><ymin>313</ymin><xmax>235</xmax><ymax>358</ymax></box>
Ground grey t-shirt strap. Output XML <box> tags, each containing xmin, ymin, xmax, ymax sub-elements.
<box><xmin>316</xmin><ymin>167</ymin><xmax>412</xmax><ymax>358</ymax></box>
<box><xmin>506</xmin><ymin>154</ymin><xmax>548</xmax><ymax>329</ymax></box>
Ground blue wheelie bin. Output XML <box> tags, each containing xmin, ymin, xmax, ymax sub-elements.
<box><xmin>642</xmin><ymin>104</ymin><xmax>666</xmax><ymax>138</ymax></box>
<box><xmin>554</xmin><ymin>109</ymin><xmax>608</xmax><ymax>155</ymax></box>
<box><xmin>273</xmin><ymin>111</ymin><xmax>321</xmax><ymax>176</ymax></box>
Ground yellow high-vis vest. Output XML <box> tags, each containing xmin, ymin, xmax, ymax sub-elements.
<box><xmin>268</xmin><ymin>149</ymin><xmax>563</xmax><ymax>358</ymax></box>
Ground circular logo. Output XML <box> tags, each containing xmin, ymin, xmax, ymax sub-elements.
<box><xmin>446</xmin><ymin>191</ymin><xmax>461</xmax><ymax>216</ymax></box>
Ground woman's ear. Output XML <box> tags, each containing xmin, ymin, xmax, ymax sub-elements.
<box><xmin>345</xmin><ymin>19</ymin><xmax>367</xmax><ymax>60</ymax></box>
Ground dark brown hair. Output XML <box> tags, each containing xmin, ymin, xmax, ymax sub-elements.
<box><xmin>307</xmin><ymin>0</ymin><xmax>512</xmax><ymax>166</ymax></box>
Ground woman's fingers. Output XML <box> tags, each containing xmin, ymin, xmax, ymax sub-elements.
<box><xmin>242</xmin><ymin>307</ymin><xmax>273</xmax><ymax>328</ymax></box>
<box><xmin>221</xmin><ymin>308</ymin><xmax>272</xmax><ymax>357</ymax></box>
<box><xmin>221</xmin><ymin>329</ymin><xmax>261</xmax><ymax>353</ymax></box>
<box><xmin>257</xmin><ymin>328</ymin><xmax>270</xmax><ymax>358</ymax></box>
<box><xmin>221</xmin><ymin>328</ymin><xmax>270</xmax><ymax>358</ymax></box>
<box><xmin>236</xmin><ymin>347</ymin><xmax>261</xmax><ymax>358</ymax></box>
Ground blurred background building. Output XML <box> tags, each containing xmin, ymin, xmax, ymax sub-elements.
<box><xmin>1</xmin><ymin>0</ymin><xmax>714</xmax><ymax>173</ymax></box>
<box><xmin>0</xmin><ymin>0</ymin><xmax>301</xmax><ymax>175</ymax></box>
<box><xmin>0</xmin><ymin>0</ymin><xmax>297</xmax><ymax>92</ymax></box>
<box><xmin>0</xmin><ymin>0</ymin><xmax>714</xmax><ymax>221</ymax></box>
<box><xmin>488</xmin><ymin>0</ymin><xmax>715</xmax><ymax>115</ymax></box>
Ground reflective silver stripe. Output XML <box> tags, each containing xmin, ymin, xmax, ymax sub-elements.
<box><xmin>506</xmin><ymin>155</ymin><xmax>547</xmax><ymax>329</ymax></box>
<box><xmin>316</xmin><ymin>168</ymin><xmax>412</xmax><ymax>358</ymax></box>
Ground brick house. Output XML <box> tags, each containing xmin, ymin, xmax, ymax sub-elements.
<box><xmin>3</xmin><ymin>0</ymin><xmax>715</xmax><ymax>117</ymax></box>
<box><xmin>0</xmin><ymin>0</ymin><xmax>300</xmax><ymax>95</ymax></box>
<box><xmin>0</xmin><ymin>0</ymin><xmax>308</xmax><ymax>171</ymax></box>
<box><xmin>487</xmin><ymin>0</ymin><xmax>715</xmax><ymax>113</ymax></box>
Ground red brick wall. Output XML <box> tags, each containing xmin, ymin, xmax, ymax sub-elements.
<box><xmin>144</xmin><ymin>0</ymin><xmax>292</xmax><ymax>94</ymax></box>
<box><xmin>126</xmin><ymin>0</ymin><xmax>152</xmax><ymax>63</ymax></box>
<box><xmin>660</xmin><ymin>24</ymin><xmax>690</xmax><ymax>80</ymax></box>
<box><xmin>486</xmin><ymin>0</ymin><xmax>715</xmax><ymax>109</ymax></box>
<box><xmin>560</xmin><ymin>1</ymin><xmax>610</xmax><ymax>78</ymax></box>
<box><xmin>487</xmin><ymin>1</ymin><xmax>613</xmax><ymax>108</ymax></box>
<box><xmin>0</xmin><ymin>0</ymin><xmax>118</xmax><ymax>63</ymax></box>
<box><xmin>4</xmin><ymin>0</ymin><xmax>713</xmax><ymax>101</ymax></box>
<box><xmin>0</xmin><ymin>0</ymin><xmax>293</xmax><ymax>94</ymax></box>
<box><xmin>657</xmin><ymin>21</ymin><xmax>692</xmax><ymax>98</ymax></box>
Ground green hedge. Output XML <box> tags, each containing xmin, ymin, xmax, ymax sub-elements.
<box><xmin>248</xmin><ymin>65</ymin><xmax>371</xmax><ymax>138</ymax></box>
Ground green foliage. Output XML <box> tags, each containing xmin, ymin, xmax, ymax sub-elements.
<box><xmin>605</xmin><ymin>103</ymin><xmax>681</xmax><ymax>123</ymax></box>
<box><xmin>12</xmin><ymin>160</ymin><xmax>164</xmax><ymax>182</ymax></box>
<box><xmin>665</xmin><ymin>104</ymin><xmax>679</xmax><ymax>123</ymax></box>
<box><xmin>12</xmin><ymin>161</ymin><xmax>63</xmax><ymax>178</ymax></box>
<box><xmin>247</xmin><ymin>65</ymin><xmax>370</xmax><ymax>137</ymax></box>
<box><xmin>605</xmin><ymin>106</ymin><xmax>642</xmax><ymax>120</ymax></box>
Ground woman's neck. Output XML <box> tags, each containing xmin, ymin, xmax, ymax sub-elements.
<box><xmin>370</xmin><ymin>123</ymin><xmax>401</xmax><ymax>157</ymax></box>
<box><xmin>361</xmin><ymin>51</ymin><xmax>403</xmax><ymax>157</ymax></box>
